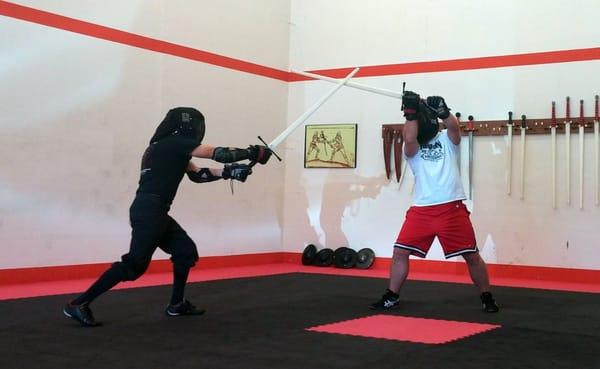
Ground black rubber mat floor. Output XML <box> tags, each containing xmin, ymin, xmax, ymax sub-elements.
<box><xmin>1</xmin><ymin>273</ymin><xmax>598</xmax><ymax>369</ymax></box>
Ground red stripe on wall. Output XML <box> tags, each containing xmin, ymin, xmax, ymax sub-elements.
<box><xmin>0</xmin><ymin>1</ymin><xmax>290</xmax><ymax>81</ymax></box>
<box><xmin>1</xmin><ymin>1</ymin><xmax>599</xmax><ymax>82</ymax></box>
<box><xmin>290</xmin><ymin>47</ymin><xmax>600</xmax><ymax>81</ymax></box>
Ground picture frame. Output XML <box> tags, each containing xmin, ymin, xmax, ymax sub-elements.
<box><xmin>304</xmin><ymin>123</ymin><xmax>357</xmax><ymax>168</ymax></box>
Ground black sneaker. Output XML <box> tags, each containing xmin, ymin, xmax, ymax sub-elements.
<box><xmin>480</xmin><ymin>292</ymin><xmax>500</xmax><ymax>313</ymax></box>
<box><xmin>369</xmin><ymin>289</ymin><xmax>400</xmax><ymax>310</ymax></box>
<box><xmin>165</xmin><ymin>299</ymin><xmax>206</xmax><ymax>317</ymax></box>
<box><xmin>63</xmin><ymin>302</ymin><xmax>102</xmax><ymax>327</ymax></box>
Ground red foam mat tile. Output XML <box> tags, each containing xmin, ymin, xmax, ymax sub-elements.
<box><xmin>307</xmin><ymin>315</ymin><xmax>501</xmax><ymax>344</ymax></box>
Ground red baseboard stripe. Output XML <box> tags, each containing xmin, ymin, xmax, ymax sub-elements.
<box><xmin>1</xmin><ymin>253</ymin><xmax>598</xmax><ymax>286</ymax></box>
<box><xmin>0</xmin><ymin>252</ymin><xmax>288</xmax><ymax>285</ymax></box>
<box><xmin>1</xmin><ymin>1</ymin><xmax>599</xmax><ymax>82</ymax></box>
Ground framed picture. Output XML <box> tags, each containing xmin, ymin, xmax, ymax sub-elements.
<box><xmin>304</xmin><ymin>124</ymin><xmax>357</xmax><ymax>168</ymax></box>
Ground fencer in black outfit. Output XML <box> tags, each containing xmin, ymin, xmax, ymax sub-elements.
<box><xmin>63</xmin><ymin>107</ymin><xmax>271</xmax><ymax>327</ymax></box>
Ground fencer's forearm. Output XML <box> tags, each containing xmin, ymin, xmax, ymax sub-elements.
<box><xmin>443</xmin><ymin>113</ymin><xmax>460</xmax><ymax>132</ymax></box>
<box><xmin>403</xmin><ymin>120</ymin><xmax>418</xmax><ymax>143</ymax></box>
<box><xmin>443</xmin><ymin>113</ymin><xmax>461</xmax><ymax>144</ymax></box>
<box><xmin>212</xmin><ymin>147</ymin><xmax>251</xmax><ymax>163</ymax></box>
<box><xmin>186</xmin><ymin>168</ymin><xmax>222</xmax><ymax>183</ymax></box>
<box><xmin>403</xmin><ymin>120</ymin><xmax>419</xmax><ymax>157</ymax></box>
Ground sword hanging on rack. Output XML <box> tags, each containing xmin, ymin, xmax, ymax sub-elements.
<box><xmin>565</xmin><ymin>96</ymin><xmax>572</xmax><ymax>206</ymax></box>
<box><xmin>506</xmin><ymin>111</ymin><xmax>514</xmax><ymax>196</ymax></box>
<box><xmin>519</xmin><ymin>114</ymin><xmax>528</xmax><ymax>200</ymax></box>
<box><xmin>578</xmin><ymin>99</ymin><xmax>586</xmax><ymax>209</ymax></box>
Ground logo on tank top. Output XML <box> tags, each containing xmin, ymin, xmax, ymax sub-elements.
<box><xmin>420</xmin><ymin>140</ymin><xmax>444</xmax><ymax>161</ymax></box>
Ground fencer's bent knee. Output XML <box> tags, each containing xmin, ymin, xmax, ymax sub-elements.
<box><xmin>112</xmin><ymin>259</ymin><xmax>149</xmax><ymax>281</ymax></box>
<box><xmin>392</xmin><ymin>247</ymin><xmax>411</xmax><ymax>263</ymax></box>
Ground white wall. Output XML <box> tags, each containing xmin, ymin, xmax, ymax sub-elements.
<box><xmin>0</xmin><ymin>0</ymin><xmax>290</xmax><ymax>268</ymax></box>
<box><xmin>283</xmin><ymin>0</ymin><xmax>600</xmax><ymax>269</ymax></box>
<box><xmin>1</xmin><ymin>0</ymin><xmax>599</xmax><ymax>271</ymax></box>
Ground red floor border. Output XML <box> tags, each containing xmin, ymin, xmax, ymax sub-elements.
<box><xmin>2</xmin><ymin>252</ymin><xmax>599</xmax><ymax>286</ymax></box>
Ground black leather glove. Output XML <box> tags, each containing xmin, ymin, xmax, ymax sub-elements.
<box><xmin>222</xmin><ymin>163</ymin><xmax>252</xmax><ymax>182</ymax></box>
<box><xmin>247</xmin><ymin>145</ymin><xmax>272</xmax><ymax>165</ymax></box>
<box><xmin>426</xmin><ymin>96</ymin><xmax>451</xmax><ymax>119</ymax></box>
<box><xmin>402</xmin><ymin>91</ymin><xmax>420</xmax><ymax>121</ymax></box>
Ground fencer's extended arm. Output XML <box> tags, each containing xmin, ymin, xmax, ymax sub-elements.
<box><xmin>212</xmin><ymin>147</ymin><xmax>251</xmax><ymax>163</ymax></box>
<box><xmin>403</xmin><ymin>120</ymin><xmax>419</xmax><ymax>157</ymax></box>
<box><xmin>190</xmin><ymin>144</ymin><xmax>216</xmax><ymax>159</ymax></box>
<box><xmin>190</xmin><ymin>144</ymin><xmax>270</xmax><ymax>164</ymax></box>
<box><xmin>212</xmin><ymin>145</ymin><xmax>271</xmax><ymax>164</ymax></box>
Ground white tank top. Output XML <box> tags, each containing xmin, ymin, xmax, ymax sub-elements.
<box><xmin>407</xmin><ymin>130</ymin><xmax>466</xmax><ymax>206</ymax></box>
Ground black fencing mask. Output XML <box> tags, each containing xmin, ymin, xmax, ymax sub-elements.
<box><xmin>416</xmin><ymin>102</ymin><xmax>439</xmax><ymax>146</ymax></box>
<box><xmin>150</xmin><ymin>107</ymin><xmax>205</xmax><ymax>144</ymax></box>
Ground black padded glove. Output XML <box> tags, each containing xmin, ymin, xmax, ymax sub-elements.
<box><xmin>222</xmin><ymin>163</ymin><xmax>252</xmax><ymax>182</ymax></box>
<box><xmin>426</xmin><ymin>96</ymin><xmax>451</xmax><ymax>119</ymax></box>
<box><xmin>402</xmin><ymin>91</ymin><xmax>420</xmax><ymax>120</ymax></box>
<box><xmin>247</xmin><ymin>145</ymin><xmax>272</xmax><ymax>165</ymax></box>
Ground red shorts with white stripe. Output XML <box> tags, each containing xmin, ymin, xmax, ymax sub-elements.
<box><xmin>394</xmin><ymin>200</ymin><xmax>478</xmax><ymax>259</ymax></box>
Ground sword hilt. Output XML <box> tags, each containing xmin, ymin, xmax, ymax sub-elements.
<box><xmin>566</xmin><ymin>96</ymin><xmax>571</xmax><ymax>121</ymax></box>
<box><xmin>521</xmin><ymin>115</ymin><xmax>527</xmax><ymax>129</ymax></box>
<box><xmin>546</xmin><ymin>102</ymin><xmax>561</xmax><ymax>131</ymax></box>
<box><xmin>466</xmin><ymin>115</ymin><xmax>475</xmax><ymax>131</ymax></box>
<box><xmin>595</xmin><ymin>95</ymin><xmax>599</xmax><ymax>121</ymax></box>
<box><xmin>579</xmin><ymin>99</ymin><xmax>586</xmax><ymax>127</ymax></box>
<box><xmin>401</xmin><ymin>82</ymin><xmax>406</xmax><ymax>110</ymax></box>
<box><xmin>257</xmin><ymin>135</ymin><xmax>282</xmax><ymax>162</ymax></box>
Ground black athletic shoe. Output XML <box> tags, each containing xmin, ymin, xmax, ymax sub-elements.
<box><xmin>165</xmin><ymin>299</ymin><xmax>206</xmax><ymax>317</ymax></box>
<box><xmin>480</xmin><ymin>292</ymin><xmax>500</xmax><ymax>313</ymax></box>
<box><xmin>369</xmin><ymin>289</ymin><xmax>400</xmax><ymax>310</ymax></box>
<box><xmin>63</xmin><ymin>302</ymin><xmax>102</xmax><ymax>327</ymax></box>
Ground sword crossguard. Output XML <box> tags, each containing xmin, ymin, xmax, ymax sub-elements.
<box><xmin>565</xmin><ymin>96</ymin><xmax>572</xmax><ymax>122</ymax></box>
<box><xmin>257</xmin><ymin>136</ymin><xmax>282</xmax><ymax>162</ymax></box>
<box><xmin>545</xmin><ymin>101</ymin><xmax>563</xmax><ymax>130</ymax></box>
<box><xmin>578</xmin><ymin>99</ymin><xmax>587</xmax><ymax>127</ymax></box>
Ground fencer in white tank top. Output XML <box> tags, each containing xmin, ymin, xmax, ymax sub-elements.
<box><xmin>406</xmin><ymin>129</ymin><xmax>466</xmax><ymax>206</ymax></box>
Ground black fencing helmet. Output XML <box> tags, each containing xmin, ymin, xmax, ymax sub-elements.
<box><xmin>150</xmin><ymin>107</ymin><xmax>205</xmax><ymax>144</ymax></box>
<box><xmin>416</xmin><ymin>101</ymin><xmax>440</xmax><ymax>146</ymax></box>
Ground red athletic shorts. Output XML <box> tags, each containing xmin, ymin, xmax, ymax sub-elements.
<box><xmin>394</xmin><ymin>200</ymin><xmax>478</xmax><ymax>259</ymax></box>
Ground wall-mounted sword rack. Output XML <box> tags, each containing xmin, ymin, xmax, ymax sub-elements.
<box><xmin>381</xmin><ymin>114</ymin><xmax>598</xmax><ymax>180</ymax></box>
